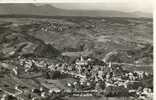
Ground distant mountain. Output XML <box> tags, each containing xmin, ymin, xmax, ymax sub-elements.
<box><xmin>0</xmin><ymin>4</ymin><xmax>152</xmax><ymax>18</ymax></box>
<box><xmin>130</xmin><ymin>11</ymin><xmax>152</xmax><ymax>18</ymax></box>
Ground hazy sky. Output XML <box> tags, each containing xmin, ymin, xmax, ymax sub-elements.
<box><xmin>50</xmin><ymin>0</ymin><xmax>153</xmax><ymax>13</ymax></box>
<box><xmin>0</xmin><ymin>0</ymin><xmax>154</xmax><ymax>13</ymax></box>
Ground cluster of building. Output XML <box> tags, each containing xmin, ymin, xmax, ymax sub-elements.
<box><xmin>30</xmin><ymin>21</ymin><xmax>71</xmax><ymax>32</ymax></box>
<box><xmin>28</xmin><ymin>20</ymin><xmax>97</xmax><ymax>33</ymax></box>
<box><xmin>1</xmin><ymin>56</ymin><xmax>153</xmax><ymax>100</ymax></box>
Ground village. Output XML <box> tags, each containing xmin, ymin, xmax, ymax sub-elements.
<box><xmin>0</xmin><ymin>5</ymin><xmax>153</xmax><ymax>100</ymax></box>
<box><xmin>0</xmin><ymin>55</ymin><xmax>153</xmax><ymax>100</ymax></box>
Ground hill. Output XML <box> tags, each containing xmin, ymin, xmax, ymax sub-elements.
<box><xmin>0</xmin><ymin>22</ymin><xmax>60</xmax><ymax>59</ymax></box>
<box><xmin>0</xmin><ymin>4</ymin><xmax>152</xmax><ymax>18</ymax></box>
<box><xmin>0</xmin><ymin>16</ymin><xmax>152</xmax><ymax>64</ymax></box>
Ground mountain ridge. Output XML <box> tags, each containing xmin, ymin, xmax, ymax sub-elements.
<box><xmin>0</xmin><ymin>4</ymin><xmax>152</xmax><ymax>18</ymax></box>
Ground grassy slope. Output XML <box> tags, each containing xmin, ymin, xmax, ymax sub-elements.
<box><xmin>16</xmin><ymin>17</ymin><xmax>153</xmax><ymax>65</ymax></box>
<box><xmin>0</xmin><ymin>17</ymin><xmax>153</xmax><ymax>65</ymax></box>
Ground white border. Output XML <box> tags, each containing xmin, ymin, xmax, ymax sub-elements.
<box><xmin>0</xmin><ymin>0</ymin><xmax>155</xmax><ymax>99</ymax></box>
<box><xmin>153</xmin><ymin>1</ymin><xmax>155</xmax><ymax>99</ymax></box>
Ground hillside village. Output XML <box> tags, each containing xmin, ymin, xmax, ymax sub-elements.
<box><xmin>0</xmin><ymin>55</ymin><xmax>153</xmax><ymax>100</ymax></box>
<box><xmin>0</xmin><ymin>16</ymin><xmax>153</xmax><ymax>100</ymax></box>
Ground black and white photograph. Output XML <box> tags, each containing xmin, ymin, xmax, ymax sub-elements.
<box><xmin>0</xmin><ymin>2</ymin><xmax>153</xmax><ymax>100</ymax></box>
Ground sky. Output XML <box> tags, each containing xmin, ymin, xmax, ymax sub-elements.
<box><xmin>3</xmin><ymin>0</ymin><xmax>152</xmax><ymax>13</ymax></box>
<box><xmin>50</xmin><ymin>0</ymin><xmax>153</xmax><ymax>13</ymax></box>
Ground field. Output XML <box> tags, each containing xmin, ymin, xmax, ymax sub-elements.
<box><xmin>0</xmin><ymin>17</ymin><xmax>153</xmax><ymax>65</ymax></box>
